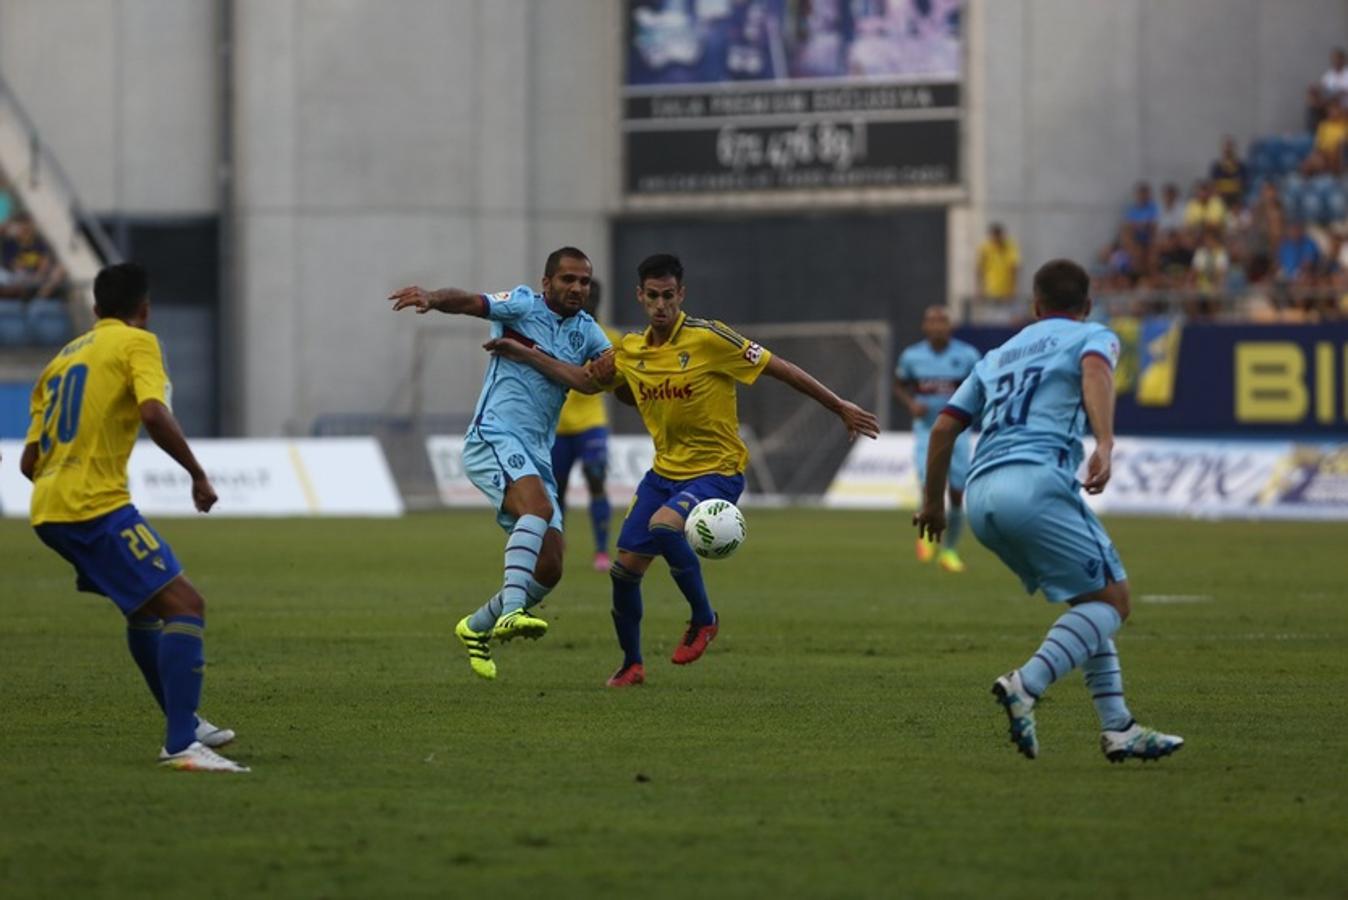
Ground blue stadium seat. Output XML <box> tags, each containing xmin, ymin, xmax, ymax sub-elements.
<box><xmin>25</xmin><ymin>299</ymin><xmax>73</xmax><ymax>345</ymax></box>
<box><xmin>1247</xmin><ymin>138</ymin><xmax>1278</xmax><ymax>177</ymax></box>
<box><xmin>0</xmin><ymin>299</ymin><xmax>27</xmax><ymax>346</ymax></box>
<box><xmin>1323</xmin><ymin>180</ymin><xmax>1348</xmax><ymax>223</ymax></box>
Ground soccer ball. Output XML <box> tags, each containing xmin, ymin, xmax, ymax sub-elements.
<box><xmin>684</xmin><ymin>499</ymin><xmax>746</xmax><ymax>560</ymax></box>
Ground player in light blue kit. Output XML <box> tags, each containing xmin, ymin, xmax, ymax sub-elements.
<box><xmin>390</xmin><ymin>247</ymin><xmax>612</xmax><ymax>680</ymax></box>
<box><xmin>914</xmin><ymin>259</ymin><xmax>1183</xmax><ymax>764</ymax></box>
<box><xmin>893</xmin><ymin>306</ymin><xmax>981</xmax><ymax>572</ymax></box>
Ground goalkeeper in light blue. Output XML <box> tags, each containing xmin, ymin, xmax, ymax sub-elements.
<box><xmin>893</xmin><ymin>306</ymin><xmax>981</xmax><ymax>572</ymax></box>
<box><xmin>913</xmin><ymin>259</ymin><xmax>1183</xmax><ymax>764</ymax></box>
<box><xmin>390</xmin><ymin>247</ymin><xmax>612</xmax><ymax>681</ymax></box>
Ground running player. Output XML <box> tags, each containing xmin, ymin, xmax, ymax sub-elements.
<box><xmin>893</xmin><ymin>305</ymin><xmax>981</xmax><ymax>572</ymax></box>
<box><xmin>20</xmin><ymin>262</ymin><xmax>247</xmax><ymax>773</ymax></box>
<box><xmin>489</xmin><ymin>253</ymin><xmax>880</xmax><ymax>687</ymax></box>
<box><xmin>914</xmin><ymin>258</ymin><xmax>1183</xmax><ymax>763</ymax></box>
<box><xmin>389</xmin><ymin>247</ymin><xmax>611</xmax><ymax>680</ymax></box>
<box><xmin>551</xmin><ymin>280</ymin><xmax>621</xmax><ymax>572</ymax></box>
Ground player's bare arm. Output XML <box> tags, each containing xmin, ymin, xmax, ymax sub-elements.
<box><xmin>482</xmin><ymin>337</ymin><xmax>608</xmax><ymax>394</ymax></box>
<box><xmin>140</xmin><ymin>400</ymin><xmax>218</xmax><ymax>512</ymax></box>
<box><xmin>763</xmin><ymin>355</ymin><xmax>880</xmax><ymax>441</ymax></box>
<box><xmin>612</xmin><ymin>384</ymin><xmax>637</xmax><ymax>407</ymax></box>
<box><xmin>892</xmin><ymin>377</ymin><xmax>927</xmax><ymax>419</ymax></box>
<box><xmin>388</xmin><ymin>285</ymin><xmax>485</xmax><ymax>316</ymax></box>
<box><xmin>19</xmin><ymin>442</ymin><xmax>38</xmax><ymax>481</ymax></box>
<box><xmin>914</xmin><ymin>413</ymin><xmax>965</xmax><ymax>541</ymax></box>
<box><xmin>1080</xmin><ymin>354</ymin><xmax>1116</xmax><ymax>495</ymax></box>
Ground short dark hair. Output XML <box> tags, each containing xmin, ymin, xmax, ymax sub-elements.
<box><xmin>544</xmin><ymin>246</ymin><xmax>590</xmax><ymax>278</ymax></box>
<box><xmin>1033</xmin><ymin>259</ymin><xmax>1090</xmax><ymax>313</ymax></box>
<box><xmin>94</xmin><ymin>262</ymin><xmax>149</xmax><ymax>319</ymax></box>
<box><xmin>637</xmin><ymin>253</ymin><xmax>683</xmax><ymax>285</ymax></box>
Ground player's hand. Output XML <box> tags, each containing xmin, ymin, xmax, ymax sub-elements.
<box><xmin>909</xmin><ymin>400</ymin><xmax>929</xmax><ymax>419</ymax></box>
<box><xmin>192</xmin><ymin>475</ymin><xmax>218</xmax><ymax>513</ymax></box>
<box><xmin>483</xmin><ymin>337</ymin><xmax>531</xmax><ymax>361</ymax></box>
<box><xmin>589</xmin><ymin>350</ymin><xmax>617</xmax><ymax>385</ymax></box>
<box><xmin>913</xmin><ymin>502</ymin><xmax>946</xmax><ymax>542</ymax></box>
<box><xmin>389</xmin><ymin>285</ymin><xmax>435</xmax><ymax>314</ymax></box>
<box><xmin>1083</xmin><ymin>441</ymin><xmax>1113</xmax><ymax>494</ymax></box>
<box><xmin>837</xmin><ymin>401</ymin><xmax>881</xmax><ymax>441</ymax></box>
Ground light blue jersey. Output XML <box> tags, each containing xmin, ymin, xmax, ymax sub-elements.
<box><xmin>896</xmin><ymin>338</ymin><xmax>982</xmax><ymax>432</ymax></box>
<box><xmin>470</xmin><ymin>285</ymin><xmax>612</xmax><ymax>450</ymax></box>
<box><xmin>944</xmin><ymin>317</ymin><xmax>1120</xmax><ymax>484</ymax></box>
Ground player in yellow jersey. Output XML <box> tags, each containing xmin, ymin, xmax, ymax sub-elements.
<box><xmin>488</xmin><ymin>254</ymin><xmax>880</xmax><ymax>687</ymax></box>
<box><xmin>18</xmin><ymin>263</ymin><xmax>248</xmax><ymax>773</ymax></box>
<box><xmin>551</xmin><ymin>281</ymin><xmax>622</xmax><ymax>572</ymax></box>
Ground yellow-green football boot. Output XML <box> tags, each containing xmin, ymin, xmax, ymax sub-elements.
<box><xmin>492</xmin><ymin>608</ymin><xmax>549</xmax><ymax>643</ymax></box>
<box><xmin>455</xmin><ymin>616</ymin><xmax>496</xmax><ymax>680</ymax></box>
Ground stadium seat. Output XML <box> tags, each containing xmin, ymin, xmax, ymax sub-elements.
<box><xmin>0</xmin><ymin>299</ymin><xmax>27</xmax><ymax>346</ymax></box>
<box><xmin>25</xmin><ymin>299</ymin><xmax>73</xmax><ymax>345</ymax></box>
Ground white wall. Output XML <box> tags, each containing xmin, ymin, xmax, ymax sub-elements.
<box><xmin>229</xmin><ymin>0</ymin><xmax>619</xmax><ymax>435</ymax></box>
<box><xmin>0</xmin><ymin>0</ymin><xmax>219</xmax><ymax>213</ymax></box>
<box><xmin>963</xmin><ymin>0</ymin><xmax>1348</xmax><ymax>299</ymax></box>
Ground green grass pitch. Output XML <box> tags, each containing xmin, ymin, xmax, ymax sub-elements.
<box><xmin>2</xmin><ymin>510</ymin><xmax>1346</xmax><ymax>899</ymax></box>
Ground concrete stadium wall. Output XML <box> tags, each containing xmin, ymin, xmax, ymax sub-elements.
<box><xmin>228</xmin><ymin>0</ymin><xmax>620</xmax><ymax>436</ymax></box>
<box><xmin>962</xmin><ymin>0</ymin><xmax>1348</xmax><ymax>299</ymax></box>
<box><xmin>0</xmin><ymin>0</ymin><xmax>219</xmax><ymax>214</ymax></box>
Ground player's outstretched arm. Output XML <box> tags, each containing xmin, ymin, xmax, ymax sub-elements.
<box><xmin>389</xmin><ymin>285</ymin><xmax>485</xmax><ymax>316</ymax></box>
<box><xmin>763</xmin><ymin>355</ymin><xmax>880</xmax><ymax>441</ymax></box>
<box><xmin>913</xmin><ymin>413</ymin><xmax>965</xmax><ymax>541</ymax></box>
<box><xmin>140</xmin><ymin>401</ymin><xmax>218</xmax><ymax>512</ymax></box>
<box><xmin>483</xmin><ymin>338</ymin><xmax>610</xmax><ymax>394</ymax></box>
<box><xmin>1081</xmin><ymin>354</ymin><xmax>1116</xmax><ymax>494</ymax></box>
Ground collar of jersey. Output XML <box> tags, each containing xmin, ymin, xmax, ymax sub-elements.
<box><xmin>642</xmin><ymin>311</ymin><xmax>687</xmax><ymax>347</ymax></box>
<box><xmin>93</xmin><ymin>318</ymin><xmax>127</xmax><ymax>330</ymax></box>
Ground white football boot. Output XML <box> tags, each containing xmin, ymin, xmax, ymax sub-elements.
<box><xmin>195</xmin><ymin>717</ymin><xmax>236</xmax><ymax>748</ymax></box>
<box><xmin>1101</xmin><ymin>722</ymin><xmax>1184</xmax><ymax>763</ymax></box>
<box><xmin>992</xmin><ymin>670</ymin><xmax>1039</xmax><ymax>760</ymax></box>
<box><xmin>159</xmin><ymin>741</ymin><xmax>251</xmax><ymax>773</ymax></box>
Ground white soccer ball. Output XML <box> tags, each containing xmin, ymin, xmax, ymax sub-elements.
<box><xmin>684</xmin><ymin>499</ymin><xmax>747</xmax><ymax>560</ymax></box>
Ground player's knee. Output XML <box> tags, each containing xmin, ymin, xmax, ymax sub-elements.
<box><xmin>1109</xmin><ymin>582</ymin><xmax>1132</xmax><ymax>621</ymax></box>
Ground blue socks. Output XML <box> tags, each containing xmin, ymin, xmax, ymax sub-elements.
<box><xmin>1082</xmin><ymin>639</ymin><xmax>1133</xmax><ymax>731</ymax></box>
<box><xmin>159</xmin><ymin>616</ymin><xmax>205</xmax><ymax>754</ymax></box>
<box><xmin>945</xmin><ymin>505</ymin><xmax>965</xmax><ymax>550</ymax></box>
<box><xmin>589</xmin><ymin>495</ymin><xmax>611</xmax><ymax>555</ymax></box>
<box><xmin>126</xmin><ymin>614</ymin><xmax>166</xmax><ymax>710</ymax></box>
<box><xmin>649</xmin><ymin>524</ymin><xmax>714</xmax><ymax>626</ymax></box>
<box><xmin>500</xmin><ymin>515</ymin><xmax>547</xmax><ymax>615</ymax></box>
<box><xmin>467</xmin><ymin>576</ymin><xmax>552</xmax><ymax>633</ymax></box>
<box><xmin>610</xmin><ymin>561</ymin><xmax>644</xmax><ymax>666</ymax></box>
<box><xmin>1018</xmin><ymin>602</ymin><xmax>1122</xmax><ymax>697</ymax></box>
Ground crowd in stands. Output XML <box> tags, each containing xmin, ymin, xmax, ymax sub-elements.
<box><xmin>1094</xmin><ymin>47</ymin><xmax>1348</xmax><ymax>321</ymax></box>
<box><xmin>0</xmin><ymin>169</ymin><xmax>72</xmax><ymax>346</ymax></box>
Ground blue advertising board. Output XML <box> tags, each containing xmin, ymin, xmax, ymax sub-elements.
<box><xmin>956</xmin><ymin>321</ymin><xmax>1348</xmax><ymax>436</ymax></box>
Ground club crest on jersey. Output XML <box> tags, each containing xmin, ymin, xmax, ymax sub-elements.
<box><xmin>507</xmin><ymin>453</ymin><xmax>525</xmax><ymax>471</ymax></box>
<box><xmin>493</xmin><ymin>291</ymin><xmax>512</xmax><ymax>302</ymax></box>
<box><xmin>570</xmin><ymin>331</ymin><xmax>584</xmax><ymax>351</ymax></box>
<box><xmin>743</xmin><ymin>342</ymin><xmax>763</xmax><ymax>364</ymax></box>
<box><xmin>678</xmin><ymin>351</ymin><xmax>691</xmax><ymax>370</ymax></box>
<box><xmin>637</xmin><ymin>359</ymin><xmax>646</xmax><ymax>370</ymax></box>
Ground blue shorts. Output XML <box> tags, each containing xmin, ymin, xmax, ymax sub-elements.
<box><xmin>551</xmin><ymin>427</ymin><xmax>609</xmax><ymax>481</ymax></box>
<box><xmin>34</xmin><ymin>505</ymin><xmax>183</xmax><ymax>616</ymax></box>
<box><xmin>462</xmin><ymin>428</ymin><xmax>563</xmax><ymax>532</ymax></box>
<box><xmin>617</xmin><ymin>470</ymin><xmax>745</xmax><ymax>556</ymax></box>
<box><xmin>915</xmin><ymin>426</ymin><xmax>972</xmax><ymax>492</ymax></box>
<box><xmin>966</xmin><ymin>463</ymin><xmax>1126</xmax><ymax>603</ymax></box>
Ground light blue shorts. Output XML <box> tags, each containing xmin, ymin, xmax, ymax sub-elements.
<box><xmin>462</xmin><ymin>428</ymin><xmax>564</xmax><ymax>533</ymax></box>
<box><xmin>966</xmin><ymin>463</ymin><xmax>1126</xmax><ymax>603</ymax></box>
<box><xmin>915</xmin><ymin>426</ymin><xmax>973</xmax><ymax>492</ymax></box>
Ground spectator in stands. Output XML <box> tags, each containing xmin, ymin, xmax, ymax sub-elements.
<box><xmin>1123</xmin><ymin>181</ymin><xmax>1158</xmax><ymax>249</ymax></box>
<box><xmin>1156</xmin><ymin>182</ymin><xmax>1185</xmax><ymax>235</ymax></box>
<box><xmin>1209</xmin><ymin>137</ymin><xmax>1248</xmax><ymax>207</ymax></box>
<box><xmin>1314</xmin><ymin>99</ymin><xmax>1348</xmax><ymax>174</ymax></box>
<box><xmin>1190</xmin><ymin>227</ymin><xmax>1230</xmax><ymax>294</ymax></box>
<box><xmin>0</xmin><ymin>213</ymin><xmax>66</xmax><ymax>300</ymax></box>
<box><xmin>1154</xmin><ymin>227</ymin><xmax>1194</xmax><ymax>286</ymax></box>
<box><xmin>1183</xmin><ymin>181</ymin><xmax>1226</xmax><ymax>233</ymax></box>
<box><xmin>0</xmin><ymin>172</ymin><xmax>15</xmax><ymax>228</ymax></box>
<box><xmin>1309</xmin><ymin>48</ymin><xmax>1348</xmax><ymax>130</ymax></box>
<box><xmin>1277</xmin><ymin>220</ymin><xmax>1321</xmax><ymax>283</ymax></box>
<box><xmin>975</xmin><ymin>222</ymin><xmax>1020</xmax><ymax>305</ymax></box>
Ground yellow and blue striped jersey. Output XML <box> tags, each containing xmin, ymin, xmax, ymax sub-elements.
<box><xmin>557</xmin><ymin>325</ymin><xmax>621</xmax><ymax>435</ymax></box>
<box><xmin>611</xmin><ymin>312</ymin><xmax>772</xmax><ymax>479</ymax></box>
<box><xmin>25</xmin><ymin>318</ymin><xmax>171</xmax><ymax>525</ymax></box>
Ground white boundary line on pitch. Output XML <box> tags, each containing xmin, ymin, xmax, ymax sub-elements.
<box><xmin>1139</xmin><ymin>595</ymin><xmax>1214</xmax><ymax>604</ymax></box>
